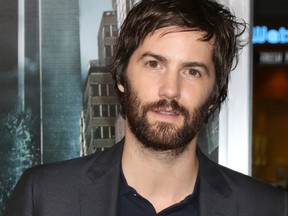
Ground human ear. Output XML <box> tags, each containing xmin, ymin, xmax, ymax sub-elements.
<box><xmin>117</xmin><ymin>83</ymin><xmax>125</xmax><ymax>93</ymax></box>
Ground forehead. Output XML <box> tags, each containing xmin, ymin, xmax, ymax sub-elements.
<box><xmin>142</xmin><ymin>25</ymin><xmax>212</xmax><ymax>46</ymax></box>
<box><xmin>148</xmin><ymin>25</ymin><xmax>211</xmax><ymax>42</ymax></box>
<box><xmin>135</xmin><ymin>26</ymin><xmax>215</xmax><ymax>62</ymax></box>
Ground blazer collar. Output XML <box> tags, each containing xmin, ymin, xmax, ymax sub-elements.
<box><xmin>197</xmin><ymin>148</ymin><xmax>238</xmax><ymax>216</ymax></box>
<box><xmin>79</xmin><ymin>140</ymin><xmax>238</xmax><ymax>216</ymax></box>
<box><xmin>79</xmin><ymin>139</ymin><xmax>124</xmax><ymax>216</ymax></box>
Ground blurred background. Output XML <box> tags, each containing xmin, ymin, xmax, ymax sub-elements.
<box><xmin>252</xmin><ymin>0</ymin><xmax>288</xmax><ymax>189</ymax></box>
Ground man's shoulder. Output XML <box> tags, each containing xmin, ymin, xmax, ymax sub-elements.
<box><xmin>212</xmin><ymin>158</ymin><xmax>286</xmax><ymax>199</ymax></box>
<box><xmin>34</xmin><ymin>153</ymin><xmax>96</xmax><ymax>172</ymax></box>
<box><xmin>22</xmin><ymin>141</ymin><xmax>123</xmax><ymax>185</ymax></box>
<box><xmin>199</xmin><ymin>155</ymin><xmax>288</xmax><ymax>215</ymax></box>
<box><xmin>4</xmin><ymin>143</ymin><xmax>124</xmax><ymax>216</ymax></box>
<box><xmin>199</xmin><ymin>151</ymin><xmax>286</xmax><ymax>200</ymax></box>
<box><xmin>21</xmin><ymin>152</ymin><xmax>99</xmax><ymax>186</ymax></box>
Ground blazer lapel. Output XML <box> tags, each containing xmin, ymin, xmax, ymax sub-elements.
<box><xmin>198</xmin><ymin>149</ymin><xmax>238</xmax><ymax>216</ymax></box>
<box><xmin>78</xmin><ymin>141</ymin><xmax>238</xmax><ymax>216</ymax></box>
<box><xmin>79</xmin><ymin>140</ymin><xmax>124</xmax><ymax>216</ymax></box>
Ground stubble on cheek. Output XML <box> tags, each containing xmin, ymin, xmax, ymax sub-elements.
<box><xmin>122</xmin><ymin>75</ymin><xmax>213</xmax><ymax>156</ymax></box>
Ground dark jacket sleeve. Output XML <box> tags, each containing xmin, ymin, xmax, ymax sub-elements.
<box><xmin>4</xmin><ymin>168</ymin><xmax>34</xmax><ymax>216</ymax></box>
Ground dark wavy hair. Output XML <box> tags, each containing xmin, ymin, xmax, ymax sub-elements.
<box><xmin>111</xmin><ymin>0</ymin><xmax>247</xmax><ymax>118</ymax></box>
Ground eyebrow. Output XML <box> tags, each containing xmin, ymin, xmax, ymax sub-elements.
<box><xmin>138</xmin><ymin>52</ymin><xmax>168</xmax><ymax>64</ymax></box>
<box><xmin>139</xmin><ymin>51</ymin><xmax>211</xmax><ymax>75</ymax></box>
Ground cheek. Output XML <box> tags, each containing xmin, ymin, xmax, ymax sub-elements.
<box><xmin>180</xmin><ymin>85</ymin><xmax>210</xmax><ymax>111</ymax></box>
<box><xmin>132</xmin><ymin>80</ymin><xmax>159</xmax><ymax>101</ymax></box>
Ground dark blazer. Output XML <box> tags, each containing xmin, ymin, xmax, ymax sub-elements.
<box><xmin>4</xmin><ymin>139</ymin><xmax>288</xmax><ymax>216</ymax></box>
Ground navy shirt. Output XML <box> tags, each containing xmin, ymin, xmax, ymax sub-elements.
<box><xmin>119</xmin><ymin>170</ymin><xmax>199</xmax><ymax>216</ymax></box>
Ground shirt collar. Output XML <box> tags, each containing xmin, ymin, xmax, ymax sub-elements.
<box><xmin>120</xmin><ymin>165</ymin><xmax>200</xmax><ymax>207</ymax></box>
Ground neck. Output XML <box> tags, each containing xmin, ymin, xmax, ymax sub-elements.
<box><xmin>121</xmin><ymin>126</ymin><xmax>199</xmax><ymax>213</ymax></box>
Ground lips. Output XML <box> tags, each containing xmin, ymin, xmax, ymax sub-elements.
<box><xmin>142</xmin><ymin>99</ymin><xmax>187</xmax><ymax>118</ymax></box>
<box><xmin>153</xmin><ymin>107</ymin><xmax>180</xmax><ymax>116</ymax></box>
<box><xmin>158</xmin><ymin>111</ymin><xmax>177</xmax><ymax>116</ymax></box>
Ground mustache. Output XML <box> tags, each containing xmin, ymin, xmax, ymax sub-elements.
<box><xmin>142</xmin><ymin>99</ymin><xmax>189</xmax><ymax>116</ymax></box>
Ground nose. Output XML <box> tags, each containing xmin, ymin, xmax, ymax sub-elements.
<box><xmin>158</xmin><ymin>71</ymin><xmax>181</xmax><ymax>100</ymax></box>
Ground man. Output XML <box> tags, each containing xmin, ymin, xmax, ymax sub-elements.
<box><xmin>4</xmin><ymin>0</ymin><xmax>288</xmax><ymax>215</ymax></box>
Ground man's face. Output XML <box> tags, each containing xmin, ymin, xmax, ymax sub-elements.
<box><xmin>118</xmin><ymin>26</ymin><xmax>216</xmax><ymax>155</ymax></box>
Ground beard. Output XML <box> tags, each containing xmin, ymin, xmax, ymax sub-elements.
<box><xmin>123</xmin><ymin>80</ymin><xmax>211</xmax><ymax>156</ymax></box>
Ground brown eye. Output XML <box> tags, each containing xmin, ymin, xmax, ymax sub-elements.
<box><xmin>148</xmin><ymin>61</ymin><xmax>159</xmax><ymax>68</ymax></box>
<box><xmin>188</xmin><ymin>68</ymin><xmax>200</xmax><ymax>77</ymax></box>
